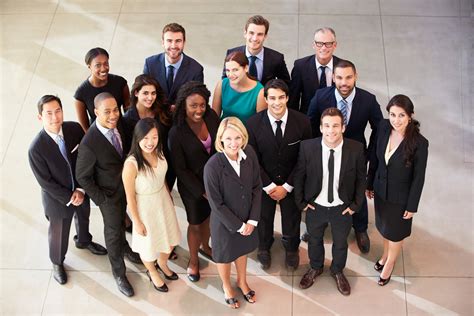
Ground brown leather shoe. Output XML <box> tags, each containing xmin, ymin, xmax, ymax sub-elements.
<box><xmin>331</xmin><ymin>271</ymin><xmax>351</xmax><ymax>296</ymax></box>
<box><xmin>299</xmin><ymin>268</ymin><xmax>323</xmax><ymax>289</ymax></box>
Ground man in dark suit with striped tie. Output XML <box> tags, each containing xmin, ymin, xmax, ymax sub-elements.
<box><xmin>28</xmin><ymin>95</ymin><xmax>107</xmax><ymax>285</ymax></box>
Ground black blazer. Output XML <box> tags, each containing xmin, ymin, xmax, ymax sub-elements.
<box><xmin>75</xmin><ymin>121</ymin><xmax>130</xmax><ymax>206</ymax></box>
<box><xmin>307</xmin><ymin>86</ymin><xmax>383</xmax><ymax>156</ymax></box>
<box><xmin>168</xmin><ymin>110</ymin><xmax>220</xmax><ymax>201</ymax></box>
<box><xmin>221</xmin><ymin>46</ymin><xmax>290</xmax><ymax>86</ymax></box>
<box><xmin>28</xmin><ymin>122</ymin><xmax>86</xmax><ymax>218</ymax></box>
<box><xmin>143</xmin><ymin>53</ymin><xmax>204</xmax><ymax>105</ymax></box>
<box><xmin>367</xmin><ymin>120</ymin><xmax>429</xmax><ymax>212</ymax></box>
<box><xmin>289</xmin><ymin>55</ymin><xmax>341</xmax><ymax>114</ymax></box>
<box><xmin>247</xmin><ymin>109</ymin><xmax>312</xmax><ymax>187</ymax></box>
<box><xmin>293</xmin><ymin>137</ymin><xmax>366</xmax><ymax>212</ymax></box>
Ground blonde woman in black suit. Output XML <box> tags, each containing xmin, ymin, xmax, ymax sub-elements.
<box><xmin>366</xmin><ymin>95</ymin><xmax>429</xmax><ymax>286</ymax></box>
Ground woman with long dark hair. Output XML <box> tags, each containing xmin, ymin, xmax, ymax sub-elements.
<box><xmin>169</xmin><ymin>81</ymin><xmax>219</xmax><ymax>282</ymax></box>
<box><xmin>122</xmin><ymin>118</ymin><xmax>181</xmax><ymax>293</ymax></box>
<box><xmin>366</xmin><ymin>94</ymin><xmax>429</xmax><ymax>286</ymax></box>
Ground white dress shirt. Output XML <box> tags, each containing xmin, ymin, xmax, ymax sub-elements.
<box><xmin>334</xmin><ymin>87</ymin><xmax>356</xmax><ymax>123</ymax></box>
<box><xmin>315</xmin><ymin>139</ymin><xmax>344</xmax><ymax>207</ymax></box>
<box><xmin>96</xmin><ymin>121</ymin><xmax>123</xmax><ymax>150</ymax></box>
<box><xmin>245</xmin><ymin>46</ymin><xmax>264</xmax><ymax>81</ymax></box>
<box><xmin>315</xmin><ymin>57</ymin><xmax>334</xmax><ymax>87</ymax></box>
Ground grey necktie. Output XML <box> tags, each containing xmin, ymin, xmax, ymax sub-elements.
<box><xmin>56</xmin><ymin>135</ymin><xmax>74</xmax><ymax>190</ymax></box>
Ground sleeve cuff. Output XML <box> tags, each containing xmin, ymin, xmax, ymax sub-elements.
<box><xmin>263</xmin><ymin>182</ymin><xmax>277</xmax><ymax>194</ymax></box>
<box><xmin>247</xmin><ymin>220</ymin><xmax>258</xmax><ymax>227</ymax></box>
<box><xmin>237</xmin><ymin>223</ymin><xmax>246</xmax><ymax>233</ymax></box>
<box><xmin>76</xmin><ymin>188</ymin><xmax>85</xmax><ymax>194</ymax></box>
<box><xmin>283</xmin><ymin>183</ymin><xmax>294</xmax><ymax>193</ymax></box>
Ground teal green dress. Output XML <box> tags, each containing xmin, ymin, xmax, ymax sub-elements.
<box><xmin>221</xmin><ymin>78</ymin><xmax>263</xmax><ymax>124</ymax></box>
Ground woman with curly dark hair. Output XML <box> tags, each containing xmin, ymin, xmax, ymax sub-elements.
<box><xmin>169</xmin><ymin>81</ymin><xmax>219</xmax><ymax>282</ymax></box>
<box><xmin>366</xmin><ymin>94</ymin><xmax>429</xmax><ymax>286</ymax></box>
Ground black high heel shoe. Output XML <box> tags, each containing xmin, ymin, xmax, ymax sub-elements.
<box><xmin>222</xmin><ymin>285</ymin><xmax>239</xmax><ymax>309</ymax></box>
<box><xmin>155</xmin><ymin>263</ymin><xmax>179</xmax><ymax>281</ymax></box>
<box><xmin>374</xmin><ymin>259</ymin><xmax>384</xmax><ymax>272</ymax></box>
<box><xmin>145</xmin><ymin>270</ymin><xmax>168</xmax><ymax>292</ymax></box>
<box><xmin>187</xmin><ymin>260</ymin><xmax>200</xmax><ymax>283</ymax></box>
<box><xmin>378</xmin><ymin>274</ymin><xmax>391</xmax><ymax>286</ymax></box>
<box><xmin>237</xmin><ymin>287</ymin><xmax>256</xmax><ymax>303</ymax></box>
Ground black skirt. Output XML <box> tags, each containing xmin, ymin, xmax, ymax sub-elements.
<box><xmin>181</xmin><ymin>195</ymin><xmax>211</xmax><ymax>225</ymax></box>
<box><xmin>374</xmin><ymin>194</ymin><xmax>412</xmax><ymax>242</ymax></box>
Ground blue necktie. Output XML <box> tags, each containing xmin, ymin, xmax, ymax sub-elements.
<box><xmin>249</xmin><ymin>55</ymin><xmax>258</xmax><ymax>80</ymax></box>
<box><xmin>339</xmin><ymin>99</ymin><xmax>348</xmax><ymax>126</ymax></box>
<box><xmin>109</xmin><ymin>129</ymin><xmax>123</xmax><ymax>156</ymax></box>
<box><xmin>56</xmin><ymin>135</ymin><xmax>74</xmax><ymax>190</ymax></box>
<box><xmin>319</xmin><ymin>66</ymin><xmax>327</xmax><ymax>89</ymax></box>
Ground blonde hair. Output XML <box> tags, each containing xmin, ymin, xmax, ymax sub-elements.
<box><xmin>215</xmin><ymin>117</ymin><xmax>248</xmax><ymax>153</ymax></box>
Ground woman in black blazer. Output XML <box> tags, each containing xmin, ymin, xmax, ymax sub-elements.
<box><xmin>204</xmin><ymin>117</ymin><xmax>262</xmax><ymax>309</ymax></box>
<box><xmin>168</xmin><ymin>81</ymin><xmax>219</xmax><ymax>282</ymax></box>
<box><xmin>367</xmin><ymin>95</ymin><xmax>428</xmax><ymax>286</ymax></box>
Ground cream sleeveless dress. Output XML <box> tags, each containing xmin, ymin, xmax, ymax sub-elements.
<box><xmin>126</xmin><ymin>155</ymin><xmax>181</xmax><ymax>262</ymax></box>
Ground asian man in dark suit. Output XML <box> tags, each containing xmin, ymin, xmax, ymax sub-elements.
<box><xmin>289</xmin><ymin>27</ymin><xmax>341</xmax><ymax>114</ymax></box>
<box><xmin>144</xmin><ymin>23</ymin><xmax>204</xmax><ymax>109</ymax></box>
<box><xmin>307</xmin><ymin>59</ymin><xmax>383</xmax><ymax>253</ymax></box>
<box><xmin>76</xmin><ymin>92</ymin><xmax>141</xmax><ymax>297</ymax></box>
<box><xmin>294</xmin><ymin>108</ymin><xmax>366</xmax><ymax>296</ymax></box>
<box><xmin>28</xmin><ymin>95</ymin><xmax>107</xmax><ymax>285</ymax></box>
<box><xmin>222</xmin><ymin>15</ymin><xmax>290</xmax><ymax>86</ymax></box>
<box><xmin>247</xmin><ymin>79</ymin><xmax>312</xmax><ymax>271</ymax></box>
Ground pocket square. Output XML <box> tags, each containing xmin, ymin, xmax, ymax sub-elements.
<box><xmin>288</xmin><ymin>140</ymin><xmax>301</xmax><ymax>146</ymax></box>
<box><xmin>71</xmin><ymin>144</ymin><xmax>79</xmax><ymax>153</ymax></box>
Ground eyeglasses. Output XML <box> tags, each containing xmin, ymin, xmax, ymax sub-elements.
<box><xmin>314</xmin><ymin>41</ymin><xmax>335</xmax><ymax>48</ymax></box>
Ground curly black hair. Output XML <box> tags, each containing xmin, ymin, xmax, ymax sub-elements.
<box><xmin>173</xmin><ymin>81</ymin><xmax>212</xmax><ymax>126</ymax></box>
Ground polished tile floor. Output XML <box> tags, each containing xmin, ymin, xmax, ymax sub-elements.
<box><xmin>0</xmin><ymin>0</ymin><xmax>472</xmax><ymax>315</ymax></box>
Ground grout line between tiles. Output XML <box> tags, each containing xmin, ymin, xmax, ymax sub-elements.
<box><xmin>40</xmin><ymin>269</ymin><xmax>53</xmax><ymax>316</ymax></box>
<box><xmin>378</xmin><ymin>0</ymin><xmax>391</xmax><ymax>101</ymax></box>
<box><xmin>108</xmin><ymin>0</ymin><xmax>125</xmax><ymax>52</ymax></box>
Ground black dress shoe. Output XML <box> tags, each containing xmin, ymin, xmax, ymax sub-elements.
<box><xmin>124</xmin><ymin>249</ymin><xmax>142</xmax><ymax>264</ymax></box>
<box><xmin>301</xmin><ymin>232</ymin><xmax>310</xmax><ymax>242</ymax></box>
<box><xmin>257</xmin><ymin>250</ymin><xmax>271</xmax><ymax>270</ymax></box>
<box><xmin>331</xmin><ymin>271</ymin><xmax>351</xmax><ymax>296</ymax></box>
<box><xmin>52</xmin><ymin>264</ymin><xmax>67</xmax><ymax>285</ymax></box>
<box><xmin>76</xmin><ymin>241</ymin><xmax>107</xmax><ymax>255</ymax></box>
<box><xmin>355</xmin><ymin>231</ymin><xmax>370</xmax><ymax>253</ymax></box>
<box><xmin>285</xmin><ymin>251</ymin><xmax>300</xmax><ymax>270</ymax></box>
<box><xmin>155</xmin><ymin>263</ymin><xmax>178</xmax><ymax>280</ymax></box>
<box><xmin>115</xmin><ymin>276</ymin><xmax>134</xmax><ymax>297</ymax></box>
<box><xmin>145</xmin><ymin>270</ymin><xmax>168</xmax><ymax>292</ymax></box>
<box><xmin>299</xmin><ymin>267</ymin><xmax>323</xmax><ymax>289</ymax></box>
<box><xmin>187</xmin><ymin>261</ymin><xmax>200</xmax><ymax>282</ymax></box>
<box><xmin>168</xmin><ymin>248</ymin><xmax>178</xmax><ymax>260</ymax></box>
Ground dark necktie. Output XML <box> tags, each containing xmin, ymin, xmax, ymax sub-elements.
<box><xmin>328</xmin><ymin>149</ymin><xmax>335</xmax><ymax>203</ymax></box>
<box><xmin>275</xmin><ymin>120</ymin><xmax>283</xmax><ymax>147</ymax></box>
<box><xmin>167</xmin><ymin>65</ymin><xmax>174</xmax><ymax>91</ymax></box>
<box><xmin>109</xmin><ymin>129</ymin><xmax>123</xmax><ymax>157</ymax></box>
<box><xmin>339</xmin><ymin>99</ymin><xmax>348</xmax><ymax>126</ymax></box>
<box><xmin>249</xmin><ymin>55</ymin><xmax>258</xmax><ymax>80</ymax></box>
<box><xmin>319</xmin><ymin>66</ymin><xmax>327</xmax><ymax>89</ymax></box>
<box><xmin>56</xmin><ymin>135</ymin><xmax>75</xmax><ymax>190</ymax></box>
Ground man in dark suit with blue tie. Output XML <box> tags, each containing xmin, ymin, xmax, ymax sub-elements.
<box><xmin>247</xmin><ymin>79</ymin><xmax>312</xmax><ymax>270</ymax></box>
<box><xmin>289</xmin><ymin>27</ymin><xmax>341</xmax><ymax>114</ymax></box>
<box><xmin>144</xmin><ymin>22</ymin><xmax>204</xmax><ymax>109</ymax></box>
<box><xmin>222</xmin><ymin>15</ymin><xmax>290</xmax><ymax>86</ymax></box>
<box><xmin>28</xmin><ymin>95</ymin><xmax>107</xmax><ymax>285</ymax></box>
<box><xmin>307</xmin><ymin>59</ymin><xmax>383</xmax><ymax>253</ymax></box>
<box><xmin>76</xmin><ymin>92</ymin><xmax>141</xmax><ymax>297</ymax></box>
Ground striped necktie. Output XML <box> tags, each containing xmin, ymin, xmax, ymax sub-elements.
<box><xmin>339</xmin><ymin>99</ymin><xmax>348</xmax><ymax>126</ymax></box>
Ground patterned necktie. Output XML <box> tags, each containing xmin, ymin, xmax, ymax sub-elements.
<box><xmin>109</xmin><ymin>129</ymin><xmax>123</xmax><ymax>156</ymax></box>
<box><xmin>339</xmin><ymin>99</ymin><xmax>348</xmax><ymax>126</ymax></box>
<box><xmin>167</xmin><ymin>65</ymin><xmax>174</xmax><ymax>91</ymax></box>
<box><xmin>249</xmin><ymin>55</ymin><xmax>258</xmax><ymax>79</ymax></box>
<box><xmin>56</xmin><ymin>135</ymin><xmax>74</xmax><ymax>190</ymax></box>
<box><xmin>328</xmin><ymin>149</ymin><xmax>335</xmax><ymax>203</ymax></box>
<box><xmin>319</xmin><ymin>66</ymin><xmax>327</xmax><ymax>89</ymax></box>
<box><xmin>275</xmin><ymin>120</ymin><xmax>283</xmax><ymax>147</ymax></box>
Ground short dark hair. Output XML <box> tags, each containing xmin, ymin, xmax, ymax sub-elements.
<box><xmin>37</xmin><ymin>95</ymin><xmax>62</xmax><ymax>114</ymax></box>
<box><xmin>174</xmin><ymin>81</ymin><xmax>212</xmax><ymax>126</ymax></box>
<box><xmin>162</xmin><ymin>23</ymin><xmax>186</xmax><ymax>41</ymax></box>
<box><xmin>264</xmin><ymin>79</ymin><xmax>289</xmax><ymax>98</ymax></box>
<box><xmin>94</xmin><ymin>92</ymin><xmax>115</xmax><ymax>109</ymax></box>
<box><xmin>334</xmin><ymin>59</ymin><xmax>357</xmax><ymax>74</ymax></box>
<box><xmin>84</xmin><ymin>47</ymin><xmax>109</xmax><ymax>65</ymax></box>
<box><xmin>320</xmin><ymin>107</ymin><xmax>344</xmax><ymax>126</ymax></box>
<box><xmin>245</xmin><ymin>15</ymin><xmax>270</xmax><ymax>34</ymax></box>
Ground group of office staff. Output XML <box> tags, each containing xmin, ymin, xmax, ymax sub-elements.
<box><xmin>28</xmin><ymin>15</ymin><xmax>428</xmax><ymax>308</ymax></box>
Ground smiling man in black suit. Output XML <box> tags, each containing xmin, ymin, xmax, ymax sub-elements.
<box><xmin>247</xmin><ymin>79</ymin><xmax>312</xmax><ymax>271</ymax></box>
<box><xmin>28</xmin><ymin>95</ymin><xmax>107</xmax><ymax>285</ymax></box>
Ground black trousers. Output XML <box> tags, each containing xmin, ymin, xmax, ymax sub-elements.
<box><xmin>258</xmin><ymin>191</ymin><xmax>301</xmax><ymax>252</ymax></box>
<box><xmin>306</xmin><ymin>204</ymin><xmax>352</xmax><ymax>273</ymax></box>
<box><xmin>352</xmin><ymin>198</ymin><xmax>368</xmax><ymax>232</ymax></box>
<box><xmin>47</xmin><ymin>199</ymin><xmax>92</xmax><ymax>265</ymax></box>
<box><xmin>99</xmin><ymin>194</ymin><xmax>127</xmax><ymax>278</ymax></box>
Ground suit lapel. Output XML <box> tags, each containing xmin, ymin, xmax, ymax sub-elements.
<box><xmin>262</xmin><ymin>111</ymin><xmax>279</xmax><ymax>149</ymax></box>
<box><xmin>308</xmin><ymin>57</ymin><xmax>319</xmax><ymax>89</ymax></box>
<box><xmin>339</xmin><ymin>141</ymin><xmax>349</xmax><ymax>187</ymax></box>
<box><xmin>262</xmin><ymin>47</ymin><xmax>270</xmax><ymax>82</ymax></box>
<box><xmin>92</xmin><ymin>123</ymin><xmax>123</xmax><ymax>160</ymax></box>
<box><xmin>219</xmin><ymin>153</ymin><xmax>243</xmax><ymax>185</ymax></box>
<box><xmin>380</xmin><ymin>125</ymin><xmax>391</xmax><ymax>166</ymax></box>
<box><xmin>170</xmin><ymin>54</ymin><xmax>188</xmax><ymax>97</ymax></box>
<box><xmin>313</xmin><ymin>140</ymin><xmax>323</xmax><ymax>188</ymax></box>
<box><xmin>158</xmin><ymin>54</ymin><xmax>169</xmax><ymax>95</ymax></box>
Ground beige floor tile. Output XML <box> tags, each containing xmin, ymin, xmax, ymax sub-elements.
<box><xmin>405</xmin><ymin>277</ymin><xmax>473</xmax><ymax>315</ymax></box>
<box><xmin>0</xmin><ymin>0</ymin><xmax>58</xmax><ymax>14</ymax></box>
<box><xmin>1</xmin><ymin>269</ymin><xmax>51</xmax><ymax>315</ymax></box>
<box><xmin>56</xmin><ymin>0</ymin><xmax>123</xmax><ymax>13</ymax></box>
<box><xmin>380</xmin><ymin>0</ymin><xmax>460</xmax><ymax>16</ymax></box>
<box><xmin>299</xmin><ymin>0</ymin><xmax>380</xmax><ymax>15</ymax></box>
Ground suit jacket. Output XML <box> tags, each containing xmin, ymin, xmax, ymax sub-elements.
<box><xmin>293</xmin><ymin>137</ymin><xmax>366</xmax><ymax>212</ymax></box>
<box><xmin>75</xmin><ymin>120</ymin><xmax>130</xmax><ymax>206</ymax></box>
<box><xmin>221</xmin><ymin>46</ymin><xmax>290</xmax><ymax>86</ymax></box>
<box><xmin>247</xmin><ymin>109</ymin><xmax>312</xmax><ymax>187</ymax></box>
<box><xmin>289</xmin><ymin>55</ymin><xmax>341</xmax><ymax>114</ymax></box>
<box><xmin>307</xmin><ymin>86</ymin><xmax>383</xmax><ymax>156</ymax></box>
<box><xmin>28</xmin><ymin>121</ymin><xmax>87</xmax><ymax>218</ymax></box>
<box><xmin>367</xmin><ymin>120</ymin><xmax>429</xmax><ymax>212</ymax></box>
<box><xmin>143</xmin><ymin>52</ymin><xmax>204</xmax><ymax>105</ymax></box>
<box><xmin>168</xmin><ymin>110</ymin><xmax>220</xmax><ymax>201</ymax></box>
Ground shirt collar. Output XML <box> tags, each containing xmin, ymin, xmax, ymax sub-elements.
<box><xmin>96</xmin><ymin>120</ymin><xmax>113</xmax><ymax>136</ymax></box>
<box><xmin>321</xmin><ymin>138</ymin><xmax>344</xmax><ymax>153</ymax></box>
<box><xmin>334</xmin><ymin>87</ymin><xmax>356</xmax><ymax>104</ymax></box>
<box><xmin>245</xmin><ymin>46</ymin><xmax>264</xmax><ymax>60</ymax></box>
<box><xmin>164</xmin><ymin>53</ymin><xmax>184</xmax><ymax>69</ymax></box>
<box><xmin>224</xmin><ymin>148</ymin><xmax>247</xmax><ymax>164</ymax></box>
<box><xmin>267</xmin><ymin>108</ymin><xmax>288</xmax><ymax>126</ymax></box>
<box><xmin>45</xmin><ymin>127</ymin><xmax>64</xmax><ymax>142</ymax></box>
<box><xmin>315</xmin><ymin>57</ymin><xmax>334</xmax><ymax>71</ymax></box>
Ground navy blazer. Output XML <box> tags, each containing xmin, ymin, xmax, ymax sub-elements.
<box><xmin>289</xmin><ymin>55</ymin><xmax>341</xmax><ymax>114</ymax></box>
<box><xmin>293</xmin><ymin>137</ymin><xmax>367</xmax><ymax>213</ymax></box>
<box><xmin>221</xmin><ymin>45</ymin><xmax>290</xmax><ymax>86</ymax></box>
<box><xmin>247</xmin><ymin>109</ymin><xmax>312</xmax><ymax>187</ymax></box>
<box><xmin>28</xmin><ymin>121</ymin><xmax>87</xmax><ymax>218</ymax></box>
<box><xmin>307</xmin><ymin>86</ymin><xmax>383</xmax><ymax>156</ymax></box>
<box><xmin>367</xmin><ymin>120</ymin><xmax>429</xmax><ymax>212</ymax></box>
<box><xmin>143</xmin><ymin>52</ymin><xmax>204</xmax><ymax>105</ymax></box>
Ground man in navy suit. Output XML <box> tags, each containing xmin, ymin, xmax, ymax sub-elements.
<box><xmin>247</xmin><ymin>79</ymin><xmax>312</xmax><ymax>270</ymax></box>
<box><xmin>28</xmin><ymin>95</ymin><xmax>107</xmax><ymax>285</ymax></box>
<box><xmin>222</xmin><ymin>15</ymin><xmax>290</xmax><ymax>86</ymax></box>
<box><xmin>144</xmin><ymin>23</ymin><xmax>204</xmax><ymax>109</ymax></box>
<box><xmin>307</xmin><ymin>59</ymin><xmax>383</xmax><ymax>253</ymax></box>
<box><xmin>289</xmin><ymin>27</ymin><xmax>341</xmax><ymax>114</ymax></box>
